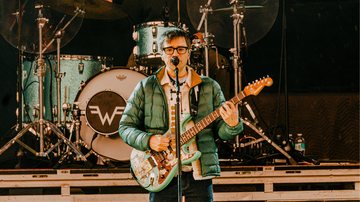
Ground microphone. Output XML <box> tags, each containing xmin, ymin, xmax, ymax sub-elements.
<box><xmin>171</xmin><ymin>56</ymin><xmax>180</xmax><ymax>66</ymax></box>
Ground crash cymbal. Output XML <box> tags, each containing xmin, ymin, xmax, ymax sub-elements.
<box><xmin>45</xmin><ymin>0</ymin><xmax>128</xmax><ymax>20</ymax></box>
<box><xmin>186</xmin><ymin>0</ymin><xmax>279</xmax><ymax>48</ymax></box>
<box><xmin>0</xmin><ymin>0</ymin><xmax>84</xmax><ymax>54</ymax></box>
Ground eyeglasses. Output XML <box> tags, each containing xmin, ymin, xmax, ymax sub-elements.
<box><xmin>162</xmin><ymin>46</ymin><xmax>189</xmax><ymax>55</ymax></box>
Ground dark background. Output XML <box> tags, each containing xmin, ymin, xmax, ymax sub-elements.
<box><xmin>0</xmin><ymin>0</ymin><xmax>358</xmax><ymax>164</ymax></box>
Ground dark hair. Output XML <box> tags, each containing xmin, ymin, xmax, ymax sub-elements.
<box><xmin>159</xmin><ymin>28</ymin><xmax>191</xmax><ymax>50</ymax></box>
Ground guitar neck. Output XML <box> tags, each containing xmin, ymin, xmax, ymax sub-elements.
<box><xmin>180</xmin><ymin>91</ymin><xmax>246</xmax><ymax>146</ymax></box>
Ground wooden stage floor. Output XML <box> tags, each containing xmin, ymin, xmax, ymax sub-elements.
<box><xmin>0</xmin><ymin>162</ymin><xmax>359</xmax><ymax>202</ymax></box>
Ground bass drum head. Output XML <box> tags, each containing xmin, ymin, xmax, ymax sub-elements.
<box><xmin>75</xmin><ymin>68</ymin><xmax>146</xmax><ymax>161</ymax></box>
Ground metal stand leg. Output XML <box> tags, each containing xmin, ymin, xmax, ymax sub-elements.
<box><xmin>0</xmin><ymin>4</ymin><xmax>86</xmax><ymax>166</ymax></box>
<box><xmin>241</xmin><ymin>118</ymin><xmax>297</xmax><ymax>165</ymax></box>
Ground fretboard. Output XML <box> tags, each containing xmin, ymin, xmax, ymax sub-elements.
<box><xmin>180</xmin><ymin>91</ymin><xmax>246</xmax><ymax>145</ymax></box>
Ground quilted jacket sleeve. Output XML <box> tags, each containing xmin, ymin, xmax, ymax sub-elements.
<box><xmin>211</xmin><ymin>79</ymin><xmax>243</xmax><ymax>140</ymax></box>
<box><xmin>118</xmin><ymin>80</ymin><xmax>153</xmax><ymax>151</ymax></box>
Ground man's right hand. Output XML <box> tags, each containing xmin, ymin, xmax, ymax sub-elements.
<box><xmin>149</xmin><ymin>134</ymin><xmax>170</xmax><ymax>151</ymax></box>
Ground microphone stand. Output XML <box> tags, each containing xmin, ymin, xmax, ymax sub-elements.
<box><xmin>173</xmin><ymin>63</ymin><xmax>182</xmax><ymax>202</ymax></box>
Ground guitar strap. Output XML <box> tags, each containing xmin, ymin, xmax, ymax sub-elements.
<box><xmin>190</xmin><ymin>84</ymin><xmax>201</xmax><ymax>117</ymax></box>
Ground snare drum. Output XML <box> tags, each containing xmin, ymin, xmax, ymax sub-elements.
<box><xmin>22</xmin><ymin>55</ymin><xmax>110</xmax><ymax>122</ymax></box>
<box><xmin>75</xmin><ymin>68</ymin><xmax>146</xmax><ymax>161</ymax></box>
<box><xmin>132</xmin><ymin>21</ymin><xmax>180</xmax><ymax>67</ymax></box>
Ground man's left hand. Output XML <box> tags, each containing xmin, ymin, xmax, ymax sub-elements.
<box><xmin>219</xmin><ymin>101</ymin><xmax>239</xmax><ymax>127</ymax></box>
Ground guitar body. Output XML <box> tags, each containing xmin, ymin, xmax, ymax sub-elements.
<box><xmin>130</xmin><ymin>115</ymin><xmax>202</xmax><ymax>192</ymax></box>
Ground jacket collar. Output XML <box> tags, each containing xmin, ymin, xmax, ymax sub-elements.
<box><xmin>156</xmin><ymin>66</ymin><xmax>202</xmax><ymax>88</ymax></box>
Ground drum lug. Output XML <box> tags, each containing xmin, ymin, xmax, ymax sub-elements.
<box><xmin>132</xmin><ymin>31</ymin><xmax>139</xmax><ymax>41</ymax></box>
<box><xmin>152</xmin><ymin>41</ymin><xmax>158</xmax><ymax>53</ymax></box>
<box><xmin>52</xmin><ymin>105</ymin><xmax>58</xmax><ymax>118</ymax></box>
<box><xmin>151</xmin><ymin>26</ymin><xmax>157</xmax><ymax>38</ymax></box>
<box><xmin>101</xmin><ymin>64</ymin><xmax>110</xmax><ymax>72</ymax></box>
<box><xmin>78</xmin><ymin>61</ymin><xmax>84</xmax><ymax>74</ymax></box>
<box><xmin>79</xmin><ymin>81</ymin><xmax>86</xmax><ymax>89</ymax></box>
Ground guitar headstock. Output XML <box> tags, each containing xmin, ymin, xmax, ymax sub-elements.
<box><xmin>244</xmin><ymin>76</ymin><xmax>273</xmax><ymax>96</ymax></box>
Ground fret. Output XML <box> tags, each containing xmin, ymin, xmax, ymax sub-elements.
<box><xmin>205</xmin><ymin>116</ymin><xmax>210</xmax><ymax>124</ymax></box>
<box><xmin>180</xmin><ymin>134</ymin><xmax>186</xmax><ymax>142</ymax></box>
<box><xmin>185</xmin><ymin>134</ymin><xmax>191</xmax><ymax>142</ymax></box>
<box><xmin>210</xmin><ymin>112</ymin><xmax>215</xmax><ymax>120</ymax></box>
<box><xmin>191</xmin><ymin>127</ymin><xmax>196</xmax><ymax>135</ymax></box>
<box><xmin>187</xmin><ymin>133</ymin><xmax>191</xmax><ymax>140</ymax></box>
<box><xmin>196</xmin><ymin>122</ymin><xmax>201</xmax><ymax>130</ymax></box>
<box><xmin>198</xmin><ymin>121</ymin><xmax>204</xmax><ymax>129</ymax></box>
<box><xmin>188</xmin><ymin>128</ymin><xmax>194</xmax><ymax>136</ymax></box>
<box><xmin>213</xmin><ymin>109</ymin><xmax>219</xmax><ymax>117</ymax></box>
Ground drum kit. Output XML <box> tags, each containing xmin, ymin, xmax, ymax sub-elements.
<box><xmin>0</xmin><ymin>0</ymin><xmax>281</xmax><ymax>167</ymax></box>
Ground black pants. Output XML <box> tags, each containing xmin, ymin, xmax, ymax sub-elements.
<box><xmin>149</xmin><ymin>172</ymin><xmax>213</xmax><ymax>202</ymax></box>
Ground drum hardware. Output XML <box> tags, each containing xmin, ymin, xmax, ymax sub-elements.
<box><xmin>190</xmin><ymin>32</ymin><xmax>222</xmax><ymax>74</ymax></box>
<box><xmin>240</xmin><ymin>117</ymin><xmax>297</xmax><ymax>165</ymax></box>
<box><xmin>43</xmin><ymin>9</ymin><xmax>85</xmax><ymax>126</ymax></box>
<box><xmin>73</xmin><ymin>104</ymin><xmax>82</xmax><ymax>149</ymax></box>
<box><xmin>217</xmin><ymin>100</ymin><xmax>298</xmax><ymax>165</ymax></box>
<box><xmin>196</xmin><ymin>0</ymin><xmax>213</xmax><ymax>76</ymax></box>
<box><xmin>61</xmin><ymin>86</ymin><xmax>72</xmax><ymax>124</ymax></box>
<box><xmin>194</xmin><ymin>0</ymin><xmax>242</xmax><ymax>76</ymax></box>
<box><xmin>0</xmin><ymin>4</ymin><xmax>87</xmax><ymax>164</ymax></box>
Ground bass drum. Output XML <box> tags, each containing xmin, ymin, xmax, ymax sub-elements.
<box><xmin>75</xmin><ymin>68</ymin><xmax>146</xmax><ymax>161</ymax></box>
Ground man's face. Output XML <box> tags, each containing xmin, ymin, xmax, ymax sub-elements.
<box><xmin>161</xmin><ymin>36</ymin><xmax>190</xmax><ymax>77</ymax></box>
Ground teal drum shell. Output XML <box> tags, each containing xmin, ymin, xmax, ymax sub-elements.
<box><xmin>22</xmin><ymin>55</ymin><xmax>112</xmax><ymax>123</ymax></box>
<box><xmin>133</xmin><ymin>21</ymin><xmax>180</xmax><ymax>67</ymax></box>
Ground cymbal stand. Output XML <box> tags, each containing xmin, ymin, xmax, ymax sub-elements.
<box><xmin>229</xmin><ymin>0</ymin><xmax>245</xmax><ymax>94</ymax></box>
<box><xmin>197</xmin><ymin>0</ymin><xmax>212</xmax><ymax>76</ymax></box>
<box><xmin>41</xmin><ymin>8</ymin><xmax>84</xmax><ymax>126</ymax></box>
<box><xmin>70</xmin><ymin>102</ymin><xmax>83</xmax><ymax>160</ymax></box>
<box><xmin>35</xmin><ymin>3</ymin><xmax>47</xmax><ymax>155</ymax></box>
<box><xmin>229</xmin><ymin>0</ymin><xmax>245</xmax><ymax>150</ymax></box>
<box><xmin>241</xmin><ymin>118</ymin><xmax>297</xmax><ymax>165</ymax></box>
<box><xmin>0</xmin><ymin>4</ymin><xmax>86</xmax><ymax>162</ymax></box>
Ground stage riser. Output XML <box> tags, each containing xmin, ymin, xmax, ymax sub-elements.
<box><xmin>0</xmin><ymin>165</ymin><xmax>358</xmax><ymax>201</ymax></box>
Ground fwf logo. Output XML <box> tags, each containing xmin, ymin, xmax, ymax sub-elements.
<box><xmin>89</xmin><ymin>106</ymin><xmax>125</xmax><ymax>125</ymax></box>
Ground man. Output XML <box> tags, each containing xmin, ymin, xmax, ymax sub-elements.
<box><xmin>119</xmin><ymin>29</ymin><xmax>243</xmax><ymax>202</ymax></box>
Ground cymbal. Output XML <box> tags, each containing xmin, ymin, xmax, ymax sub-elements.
<box><xmin>186</xmin><ymin>0</ymin><xmax>279</xmax><ymax>48</ymax></box>
<box><xmin>45</xmin><ymin>0</ymin><xmax>128</xmax><ymax>20</ymax></box>
<box><xmin>0</xmin><ymin>0</ymin><xmax>84</xmax><ymax>54</ymax></box>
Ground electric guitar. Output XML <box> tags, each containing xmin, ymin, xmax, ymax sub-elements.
<box><xmin>130</xmin><ymin>77</ymin><xmax>273</xmax><ymax>192</ymax></box>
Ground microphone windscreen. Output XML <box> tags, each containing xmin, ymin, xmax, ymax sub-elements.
<box><xmin>171</xmin><ymin>56</ymin><xmax>180</xmax><ymax>66</ymax></box>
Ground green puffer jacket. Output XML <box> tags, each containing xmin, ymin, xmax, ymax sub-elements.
<box><xmin>119</xmin><ymin>67</ymin><xmax>243</xmax><ymax>177</ymax></box>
